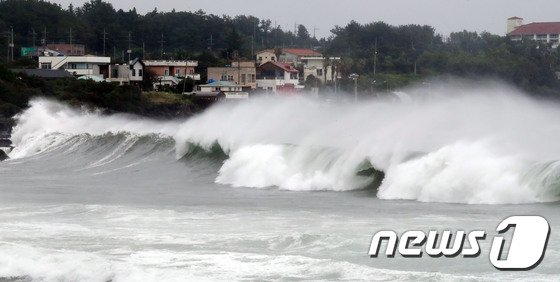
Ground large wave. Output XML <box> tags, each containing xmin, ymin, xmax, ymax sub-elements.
<box><xmin>8</xmin><ymin>82</ymin><xmax>560</xmax><ymax>204</ymax></box>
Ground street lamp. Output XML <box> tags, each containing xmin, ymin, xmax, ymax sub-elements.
<box><xmin>371</xmin><ymin>80</ymin><xmax>377</xmax><ymax>97</ymax></box>
<box><xmin>422</xmin><ymin>81</ymin><xmax>432</xmax><ymax>95</ymax></box>
<box><xmin>349</xmin><ymin>73</ymin><xmax>359</xmax><ymax>103</ymax></box>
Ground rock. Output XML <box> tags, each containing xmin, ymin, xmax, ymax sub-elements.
<box><xmin>0</xmin><ymin>149</ymin><xmax>8</xmax><ymax>161</ymax></box>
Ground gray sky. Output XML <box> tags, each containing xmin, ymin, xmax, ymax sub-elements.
<box><xmin>51</xmin><ymin>0</ymin><xmax>560</xmax><ymax>38</ymax></box>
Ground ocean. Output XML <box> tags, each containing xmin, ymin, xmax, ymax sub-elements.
<box><xmin>1</xmin><ymin>84</ymin><xmax>560</xmax><ymax>281</ymax></box>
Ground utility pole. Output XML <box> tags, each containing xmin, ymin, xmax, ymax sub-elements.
<box><xmin>142</xmin><ymin>41</ymin><xmax>145</xmax><ymax>59</ymax></box>
<box><xmin>31</xmin><ymin>29</ymin><xmax>37</xmax><ymax>48</ymax></box>
<box><xmin>68</xmin><ymin>28</ymin><xmax>73</xmax><ymax>55</ymax></box>
<box><xmin>251</xmin><ymin>21</ymin><xmax>256</xmax><ymax>59</ymax></box>
<box><xmin>102</xmin><ymin>28</ymin><xmax>108</xmax><ymax>56</ymax></box>
<box><xmin>42</xmin><ymin>26</ymin><xmax>48</xmax><ymax>47</ymax></box>
<box><xmin>313</xmin><ymin>27</ymin><xmax>319</xmax><ymax>39</ymax></box>
<box><xmin>373</xmin><ymin>38</ymin><xmax>378</xmax><ymax>75</ymax></box>
<box><xmin>208</xmin><ymin>34</ymin><xmax>214</xmax><ymax>51</ymax></box>
<box><xmin>349</xmin><ymin>73</ymin><xmax>359</xmax><ymax>103</ymax></box>
<box><xmin>127</xmin><ymin>31</ymin><xmax>132</xmax><ymax>63</ymax></box>
<box><xmin>9</xmin><ymin>26</ymin><xmax>14</xmax><ymax>62</ymax></box>
<box><xmin>159</xmin><ymin>33</ymin><xmax>165</xmax><ymax>58</ymax></box>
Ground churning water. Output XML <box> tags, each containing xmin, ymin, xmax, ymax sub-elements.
<box><xmin>1</xmin><ymin>83</ymin><xmax>560</xmax><ymax>281</ymax></box>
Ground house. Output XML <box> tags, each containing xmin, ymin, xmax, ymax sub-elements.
<box><xmin>196</xmin><ymin>81</ymin><xmax>249</xmax><ymax>99</ymax></box>
<box><xmin>256</xmin><ymin>50</ymin><xmax>278</xmax><ymax>65</ymax></box>
<box><xmin>207</xmin><ymin>61</ymin><xmax>257</xmax><ymax>89</ymax></box>
<box><xmin>256</xmin><ymin>48</ymin><xmax>322</xmax><ymax>65</ymax></box>
<box><xmin>256</xmin><ymin>61</ymin><xmax>302</xmax><ymax>93</ymax></box>
<box><xmin>507</xmin><ymin>17</ymin><xmax>560</xmax><ymax>47</ymax></box>
<box><xmin>38</xmin><ymin>54</ymin><xmax>111</xmax><ymax>76</ymax></box>
<box><xmin>300</xmin><ymin>56</ymin><xmax>340</xmax><ymax>83</ymax></box>
<box><xmin>143</xmin><ymin>60</ymin><xmax>200</xmax><ymax>81</ymax></box>
<box><xmin>102</xmin><ymin>58</ymin><xmax>144</xmax><ymax>85</ymax></box>
<box><xmin>256</xmin><ymin>48</ymin><xmax>339</xmax><ymax>83</ymax></box>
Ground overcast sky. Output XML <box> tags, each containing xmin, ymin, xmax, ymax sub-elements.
<box><xmin>51</xmin><ymin>0</ymin><xmax>560</xmax><ymax>38</ymax></box>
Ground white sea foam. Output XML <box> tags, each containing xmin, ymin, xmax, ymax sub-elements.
<box><xmin>8</xmin><ymin>82</ymin><xmax>560</xmax><ymax>204</ymax></box>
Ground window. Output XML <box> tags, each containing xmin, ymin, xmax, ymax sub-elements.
<box><xmin>251</xmin><ymin>74</ymin><xmax>256</xmax><ymax>82</ymax></box>
<box><xmin>537</xmin><ymin>34</ymin><xmax>547</xmax><ymax>41</ymax></box>
<box><xmin>164</xmin><ymin>69</ymin><xmax>170</xmax><ymax>76</ymax></box>
<box><xmin>221</xmin><ymin>74</ymin><xmax>228</xmax><ymax>81</ymax></box>
<box><xmin>131</xmin><ymin>69</ymin><xmax>136</xmax><ymax>76</ymax></box>
<box><xmin>176</xmin><ymin>69</ymin><xmax>180</xmax><ymax>76</ymax></box>
<box><xmin>228</xmin><ymin>75</ymin><xmax>234</xmax><ymax>81</ymax></box>
<box><xmin>41</xmin><ymin>63</ymin><xmax>52</xmax><ymax>69</ymax></box>
<box><xmin>241</xmin><ymin>74</ymin><xmax>246</xmax><ymax>84</ymax></box>
<box><xmin>139</xmin><ymin>69</ymin><xmax>143</xmax><ymax>77</ymax></box>
<box><xmin>258</xmin><ymin>56</ymin><xmax>263</xmax><ymax>61</ymax></box>
<box><xmin>290</xmin><ymin>73</ymin><xmax>298</xmax><ymax>80</ymax></box>
<box><xmin>316</xmin><ymin>69</ymin><xmax>323</xmax><ymax>76</ymax></box>
<box><xmin>69</xmin><ymin>63</ymin><xmax>77</xmax><ymax>69</ymax></box>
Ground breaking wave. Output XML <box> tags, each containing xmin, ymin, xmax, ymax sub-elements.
<box><xmin>8</xmin><ymin>82</ymin><xmax>560</xmax><ymax>204</ymax></box>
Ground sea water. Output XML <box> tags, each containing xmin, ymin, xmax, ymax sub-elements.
<box><xmin>1</xmin><ymin>83</ymin><xmax>560</xmax><ymax>281</ymax></box>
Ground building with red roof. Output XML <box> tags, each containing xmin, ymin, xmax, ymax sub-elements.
<box><xmin>507</xmin><ymin>17</ymin><xmax>560</xmax><ymax>47</ymax></box>
<box><xmin>256</xmin><ymin>61</ymin><xmax>302</xmax><ymax>93</ymax></box>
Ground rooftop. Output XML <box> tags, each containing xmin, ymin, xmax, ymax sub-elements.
<box><xmin>258</xmin><ymin>48</ymin><xmax>322</xmax><ymax>57</ymax></box>
<box><xmin>509</xmin><ymin>22</ymin><xmax>560</xmax><ymax>35</ymax></box>
<box><xmin>260</xmin><ymin>61</ymin><xmax>299</xmax><ymax>73</ymax></box>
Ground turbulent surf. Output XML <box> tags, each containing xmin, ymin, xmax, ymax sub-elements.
<box><xmin>8</xmin><ymin>83</ymin><xmax>560</xmax><ymax>204</ymax></box>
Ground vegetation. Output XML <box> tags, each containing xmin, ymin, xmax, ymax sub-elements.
<box><xmin>0</xmin><ymin>0</ymin><xmax>319</xmax><ymax>61</ymax></box>
<box><xmin>0</xmin><ymin>64</ymin><xmax>195</xmax><ymax>119</ymax></box>
<box><xmin>325</xmin><ymin>23</ymin><xmax>560</xmax><ymax>95</ymax></box>
<box><xmin>1</xmin><ymin>0</ymin><xmax>560</xmax><ymax>119</ymax></box>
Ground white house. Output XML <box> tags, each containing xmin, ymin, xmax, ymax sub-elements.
<box><xmin>38</xmin><ymin>55</ymin><xmax>111</xmax><ymax>76</ymax></box>
<box><xmin>104</xmin><ymin>58</ymin><xmax>144</xmax><ymax>85</ymax></box>
<box><xmin>195</xmin><ymin>81</ymin><xmax>249</xmax><ymax>99</ymax></box>
<box><xmin>256</xmin><ymin>61</ymin><xmax>302</xmax><ymax>93</ymax></box>
<box><xmin>256</xmin><ymin>48</ymin><xmax>340</xmax><ymax>84</ymax></box>
<box><xmin>301</xmin><ymin>56</ymin><xmax>340</xmax><ymax>83</ymax></box>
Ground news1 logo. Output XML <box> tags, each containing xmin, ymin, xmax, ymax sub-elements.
<box><xmin>369</xmin><ymin>216</ymin><xmax>550</xmax><ymax>270</ymax></box>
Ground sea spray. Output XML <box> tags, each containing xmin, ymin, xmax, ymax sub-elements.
<box><xmin>8</xmin><ymin>82</ymin><xmax>560</xmax><ymax>204</ymax></box>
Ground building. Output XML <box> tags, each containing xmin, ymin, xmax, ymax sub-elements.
<box><xmin>256</xmin><ymin>61</ymin><xmax>302</xmax><ymax>93</ymax></box>
<box><xmin>256</xmin><ymin>48</ymin><xmax>339</xmax><ymax>83</ymax></box>
<box><xmin>143</xmin><ymin>60</ymin><xmax>200</xmax><ymax>81</ymax></box>
<box><xmin>207</xmin><ymin>61</ymin><xmax>257</xmax><ymax>89</ymax></box>
<box><xmin>46</xmin><ymin>44</ymin><xmax>86</xmax><ymax>56</ymax></box>
<box><xmin>102</xmin><ymin>58</ymin><xmax>144</xmax><ymax>85</ymax></box>
<box><xmin>507</xmin><ymin>17</ymin><xmax>560</xmax><ymax>47</ymax></box>
<box><xmin>256</xmin><ymin>48</ymin><xmax>322</xmax><ymax>65</ymax></box>
<box><xmin>301</xmin><ymin>56</ymin><xmax>340</xmax><ymax>83</ymax></box>
<box><xmin>196</xmin><ymin>81</ymin><xmax>250</xmax><ymax>99</ymax></box>
<box><xmin>38</xmin><ymin>55</ymin><xmax>111</xmax><ymax>76</ymax></box>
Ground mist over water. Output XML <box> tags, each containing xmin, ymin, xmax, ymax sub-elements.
<box><xmin>10</xmin><ymin>82</ymin><xmax>560</xmax><ymax>204</ymax></box>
